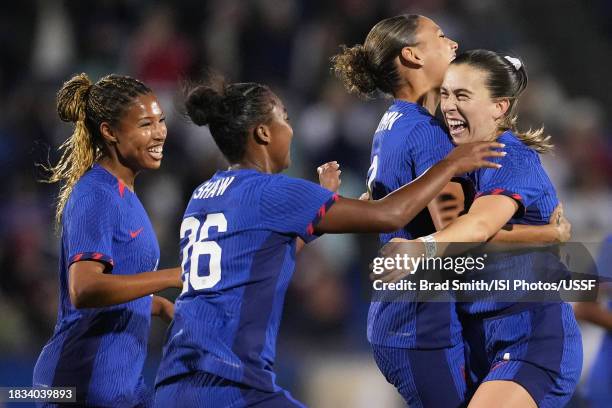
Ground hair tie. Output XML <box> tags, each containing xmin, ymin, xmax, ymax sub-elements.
<box><xmin>504</xmin><ymin>56</ymin><xmax>522</xmax><ymax>71</ymax></box>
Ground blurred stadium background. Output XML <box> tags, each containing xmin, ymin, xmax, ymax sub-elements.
<box><xmin>0</xmin><ymin>0</ymin><xmax>610</xmax><ymax>407</ymax></box>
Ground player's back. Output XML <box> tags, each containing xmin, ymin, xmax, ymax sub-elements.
<box><xmin>368</xmin><ymin>100</ymin><xmax>456</xmax><ymax>243</ymax></box>
<box><xmin>367</xmin><ymin>100</ymin><xmax>462</xmax><ymax>350</ymax></box>
<box><xmin>156</xmin><ymin>168</ymin><xmax>336</xmax><ymax>393</ymax></box>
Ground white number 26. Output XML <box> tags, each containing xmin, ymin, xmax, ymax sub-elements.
<box><xmin>180</xmin><ymin>213</ymin><xmax>227</xmax><ymax>293</ymax></box>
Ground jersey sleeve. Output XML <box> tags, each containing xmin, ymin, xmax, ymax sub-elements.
<box><xmin>474</xmin><ymin>148</ymin><xmax>541</xmax><ymax>217</ymax></box>
<box><xmin>63</xmin><ymin>189</ymin><xmax>117</xmax><ymax>269</ymax></box>
<box><xmin>260</xmin><ymin>175</ymin><xmax>338</xmax><ymax>243</ymax></box>
<box><xmin>407</xmin><ymin>120</ymin><xmax>455</xmax><ymax>177</ymax></box>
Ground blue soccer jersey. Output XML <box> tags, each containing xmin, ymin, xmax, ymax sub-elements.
<box><xmin>366</xmin><ymin>100</ymin><xmax>463</xmax><ymax>349</ymax></box>
<box><xmin>155</xmin><ymin>169</ymin><xmax>337</xmax><ymax>393</ymax></box>
<box><xmin>470</xmin><ymin>131</ymin><xmax>558</xmax><ymax>226</ymax></box>
<box><xmin>459</xmin><ymin>130</ymin><xmax>560</xmax><ymax>315</ymax></box>
<box><xmin>33</xmin><ymin>164</ymin><xmax>160</xmax><ymax>406</ymax></box>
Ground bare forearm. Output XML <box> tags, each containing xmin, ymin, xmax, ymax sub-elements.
<box><xmin>316</xmin><ymin>160</ymin><xmax>457</xmax><ymax>234</ymax></box>
<box><xmin>424</xmin><ymin>217</ymin><xmax>489</xmax><ymax>257</ymax></box>
<box><xmin>434</xmin><ymin>215</ymin><xmax>492</xmax><ymax>244</ymax></box>
<box><xmin>429</xmin><ymin>195</ymin><xmax>517</xmax><ymax>255</ymax></box>
<box><xmin>72</xmin><ymin>267</ymin><xmax>181</xmax><ymax>308</ymax></box>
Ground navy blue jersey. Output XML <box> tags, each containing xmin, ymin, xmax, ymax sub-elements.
<box><xmin>366</xmin><ymin>100</ymin><xmax>456</xmax><ymax>242</ymax></box>
<box><xmin>33</xmin><ymin>164</ymin><xmax>160</xmax><ymax>406</ymax></box>
<box><xmin>155</xmin><ymin>169</ymin><xmax>336</xmax><ymax>392</ymax></box>
<box><xmin>367</xmin><ymin>100</ymin><xmax>462</xmax><ymax>349</ymax></box>
<box><xmin>470</xmin><ymin>131</ymin><xmax>558</xmax><ymax>225</ymax></box>
<box><xmin>460</xmin><ymin>131</ymin><xmax>560</xmax><ymax>314</ymax></box>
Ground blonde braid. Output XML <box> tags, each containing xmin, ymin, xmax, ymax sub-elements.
<box><xmin>42</xmin><ymin>73</ymin><xmax>99</xmax><ymax>228</ymax></box>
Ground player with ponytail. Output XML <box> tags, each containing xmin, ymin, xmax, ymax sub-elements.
<box><xmin>384</xmin><ymin>50</ymin><xmax>582</xmax><ymax>407</ymax></box>
<box><xmin>331</xmin><ymin>15</ymin><xmax>571</xmax><ymax>407</ymax></box>
<box><xmin>33</xmin><ymin>73</ymin><xmax>181</xmax><ymax>407</ymax></box>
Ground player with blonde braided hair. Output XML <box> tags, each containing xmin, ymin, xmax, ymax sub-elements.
<box><xmin>34</xmin><ymin>73</ymin><xmax>181</xmax><ymax>407</ymax></box>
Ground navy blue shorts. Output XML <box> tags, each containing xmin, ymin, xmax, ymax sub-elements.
<box><xmin>461</xmin><ymin>302</ymin><xmax>582</xmax><ymax>408</ymax></box>
<box><xmin>371</xmin><ymin>342</ymin><xmax>467</xmax><ymax>408</ymax></box>
<box><xmin>154</xmin><ymin>371</ymin><xmax>304</xmax><ymax>408</ymax></box>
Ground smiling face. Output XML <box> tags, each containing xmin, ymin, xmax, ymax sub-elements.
<box><xmin>441</xmin><ymin>64</ymin><xmax>506</xmax><ymax>144</ymax></box>
<box><xmin>110</xmin><ymin>93</ymin><xmax>167</xmax><ymax>170</ymax></box>
<box><xmin>412</xmin><ymin>16</ymin><xmax>458</xmax><ymax>86</ymax></box>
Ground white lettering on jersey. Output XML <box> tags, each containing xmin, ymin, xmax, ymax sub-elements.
<box><xmin>193</xmin><ymin>176</ymin><xmax>236</xmax><ymax>199</ymax></box>
<box><xmin>375</xmin><ymin>111</ymin><xmax>403</xmax><ymax>133</ymax></box>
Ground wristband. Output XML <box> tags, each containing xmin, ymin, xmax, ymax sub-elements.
<box><xmin>419</xmin><ymin>235</ymin><xmax>437</xmax><ymax>259</ymax></box>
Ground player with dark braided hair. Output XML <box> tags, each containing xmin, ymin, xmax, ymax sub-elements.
<box><xmin>33</xmin><ymin>73</ymin><xmax>182</xmax><ymax>407</ymax></box>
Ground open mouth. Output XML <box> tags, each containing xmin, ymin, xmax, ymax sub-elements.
<box><xmin>446</xmin><ymin>118</ymin><xmax>468</xmax><ymax>137</ymax></box>
<box><xmin>147</xmin><ymin>145</ymin><xmax>164</xmax><ymax>160</ymax></box>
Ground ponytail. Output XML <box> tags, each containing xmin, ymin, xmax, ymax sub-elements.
<box><xmin>44</xmin><ymin>73</ymin><xmax>99</xmax><ymax>227</ymax></box>
<box><xmin>331</xmin><ymin>14</ymin><xmax>420</xmax><ymax>99</ymax></box>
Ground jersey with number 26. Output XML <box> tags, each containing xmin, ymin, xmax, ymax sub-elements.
<box><xmin>155</xmin><ymin>169</ymin><xmax>337</xmax><ymax>392</ymax></box>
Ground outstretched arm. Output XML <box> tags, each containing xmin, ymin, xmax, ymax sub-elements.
<box><xmin>315</xmin><ymin>142</ymin><xmax>505</xmax><ymax>234</ymax></box>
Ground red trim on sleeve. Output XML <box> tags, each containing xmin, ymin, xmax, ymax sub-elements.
<box><xmin>474</xmin><ymin>188</ymin><xmax>525</xmax><ymax>217</ymax></box>
<box><xmin>118</xmin><ymin>180</ymin><xmax>126</xmax><ymax>198</ymax></box>
<box><xmin>306</xmin><ymin>224</ymin><xmax>314</xmax><ymax>235</ymax></box>
<box><xmin>306</xmin><ymin>194</ymin><xmax>339</xmax><ymax>238</ymax></box>
<box><xmin>69</xmin><ymin>252</ymin><xmax>114</xmax><ymax>268</ymax></box>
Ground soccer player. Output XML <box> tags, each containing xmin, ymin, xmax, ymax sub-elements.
<box><xmin>32</xmin><ymin>73</ymin><xmax>182</xmax><ymax>407</ymax></box>
<box><xmin>383</xmin><ymin>50</ymin><xmax>583</xmax><ymax>408</ymax></box>
<box><xmin>152</xmin><ymin>74</ymin><xmax>504</xmax><ymax>407</ymax></box>
<box><xmin>331</xmin><ymin>14</ymin><xmax>570</xmax><ymax>407</ymax></box>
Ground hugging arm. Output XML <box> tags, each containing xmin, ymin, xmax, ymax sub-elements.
<box><xmin>316</xmin><ymin>141</ymin><xmax>505</xmax><ymax>234</ymax></box>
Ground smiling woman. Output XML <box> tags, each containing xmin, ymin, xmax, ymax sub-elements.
<box><xmin>33</xmin><ymin>73</ymin><xmax>182</xmax><ymax>407</ymax></box>
<box><xmin>99</xmin><ymin>92</ymin><xmax>166</xmax><ymax>171</ymax></box>
<box><xmin>386</xmin><ymin>50</ymin><xmax>582</xmax><ymax>408</ymax></box>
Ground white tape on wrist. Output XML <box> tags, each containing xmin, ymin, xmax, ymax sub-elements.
<box><xmin>419</xmin><ymin>235</ymin><xmax>437</xmax><ymax>259</ymax></box>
